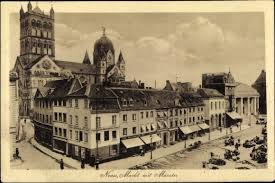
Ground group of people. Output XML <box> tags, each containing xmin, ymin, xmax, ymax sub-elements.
<box><xmin>59</xmin><ymin>155</ymin><xmax>100</xmax><ymax>170</ymax></box>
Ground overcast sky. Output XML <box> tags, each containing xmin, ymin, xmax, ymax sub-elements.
<box><xmin>10</xmin><ymin>7</ymin><xmax>265</xmax><ymax>88</ymax></box>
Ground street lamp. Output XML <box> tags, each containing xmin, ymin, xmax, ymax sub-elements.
<box><xmin>150</xmin><ymin>134</ymin><xmax>153</xmax><ymax>160</ymax></box>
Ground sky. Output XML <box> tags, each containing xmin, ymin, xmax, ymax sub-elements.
<box><xmin>10</xmin><ymin>6</ymin><xmax>265</xmax><ymax>89</ymax></box>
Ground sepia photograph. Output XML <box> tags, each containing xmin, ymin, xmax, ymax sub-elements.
<box><xmin>1</xmin><ymin>1</ymin><xmax>274</xmax><ymax>182</ymax></box>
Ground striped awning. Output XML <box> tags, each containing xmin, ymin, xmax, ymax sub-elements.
<box><xmin>226</xmin><ymin>112</ymin><xmax>242</xmax><ymax>120</ymax></box>
<box><xmin>189</xmin><ymin>125</ymin><xmax>201</xmax><ymax>132</ymax></box>
<box><xmin>121</xmin><ymin>138</ymin><xmax>145</xmax><ymax>149</ymax></box>
<box><xmin>179</xmin><ymin>126</ymin><xmax>193</xmax><ymax>134</ymax></box>
<box><xmin>140</xmin><ymin>134</ymin><xmax>161</xmax><ymax>144</ymax></box>
<box><xmin>198</xmin><ymin>123</ymin><xmax>210</xmax><ymax>130</ymax></box>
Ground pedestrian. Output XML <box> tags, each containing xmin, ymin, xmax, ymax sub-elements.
<box><xmin>230</xmin><ymin>127</ymin><xmax>233</xmax><ymax>133</ymax></box>
<box><xmin>15</xmin><ymin>148</ymin><xmax>19</xmax><ymax>159</ymax></box>
<box><xmin>24</xmin><ymin>119</ymin><xmax>26</xmax><ymax>124</ymax></box>
<box><xmin>90</xmin><ymin>154</ymin><xmax>95</xmax><ymax>167</ymax></box>
<box><xmin>60</xmin><ymin>159</ymin><xmax>64</xmax><ymax>170</ymax></box>
<box><xmin>210</xmin><ymin>152</ymin><xmax>214</xmax><ymax>158</ymax></box>
<box><xmin>81</xmin><ymin>159</ymin><xmax>85</xmax><ymax>169</ymax></box>
<box><xmin>202</xmin><ymin>162</ymin><xmax>206</xmax><ymax>168</ymax></box>
<box><xmin>219</xmin><ymin>127</ymin><xmax>222</xmax><ymax>133</ymax></box>
<box><xmin>235</xmin><ymin>143</ymin><xmax>239</xmax><ymax>150</ymax></box>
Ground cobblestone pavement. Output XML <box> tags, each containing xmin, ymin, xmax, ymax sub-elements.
<box><xmin>132</xmin><ymin>124</ymin><xmax>267</xmax><ymax>169</ymax></box>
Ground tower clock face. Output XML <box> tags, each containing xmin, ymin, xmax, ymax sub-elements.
<box><xmin>42</xmin><ymin>59</ymin><xmax>51</xmax><ymax>70</ymax></box>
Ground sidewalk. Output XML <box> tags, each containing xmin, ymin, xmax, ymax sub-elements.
<box><xmin>30</xmin><ymin>124</ymin><xmax>252</xmax><ymax>170</ymax></box>
<box><xmin>30</xmin><ymin>138</ymin><xmax>94</xmax><ymax>169</ymax></box>
<box><xmin>100</xmin><ymin>124</ymin><xmax>251</xmax><ymax>169</ymax></box>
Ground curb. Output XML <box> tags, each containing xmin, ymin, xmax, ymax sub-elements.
<box><xmin>29</xmin><ymin>138</ymin><xmax>77</xmax><ymax>169</ymax></box>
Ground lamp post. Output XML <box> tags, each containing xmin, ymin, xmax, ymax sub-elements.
<box><xmin>150</xmin><ymin>134</ymin><xmax>153</xmax><ymax>160</ymax></box>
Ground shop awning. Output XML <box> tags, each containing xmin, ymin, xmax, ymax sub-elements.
<box><xmin>179</xmin><ymin>126</ymin><xmax>193</xmax><ymax>134</ymax></box>
<box><xmin>189</xmin><ymin>125</ymin><xmax>201</xmax><ymax>132</ymax></box>
<box><xmin>198</xmin><ymin>123</ymin><xmax>210</xmax><ymax>130</ymax></box>
<box><xmin>151</xmin><ymin>124</ymin><xmax>156</xmax><ymax>130</ymax></box>
<box><xmin>157</xmin><ymin>122</ymin><xmax>164</xmax><ymax>129</ymax></box>
<box><xmin>121</xmin><ymin>138</ymin><xmax>145</xmax><ymax>149</ymax></box>
<box><xmin>226</xmin><ymin>112</ymin><xmax>242</xmax><ymax>120</ymax></box>
<box><xmin>140</xmin><ymin>134</ymin><xmax>161</xmax><ymax>144</ymax></box>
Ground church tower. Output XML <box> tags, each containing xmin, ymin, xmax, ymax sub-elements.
<box><xmin>93</xmin><ymin>27</ymin><xmax>115</xmax><ymax>84</ymax></box>
<box><xmin>117</xmin><ymin>51</ymin><xmax>125</xmax><ymax>76</ymax></box>
<box><xmin>19</xmin><ymin>2</ymin><xmax>55</xmax><ymax>67</ymax></box>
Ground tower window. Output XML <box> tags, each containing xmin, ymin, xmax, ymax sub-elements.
<box><xmin>31</xmin><ymin>19</ymin><xmax>36</xmax><ymax>27</ymax></box>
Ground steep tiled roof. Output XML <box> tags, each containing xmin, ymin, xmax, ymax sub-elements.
<box><xmin>54</xmin><ymin>60</ymin><xmax>97</xmax><ymax>74</ymax></box>
<box><xmin>253</xmin><ymin>70</ymin><xmax>266</xmax><ymax>85</ymax></box>
<box><xmin>82</xmin><ymin>50</ymin><xmax>91</xmax><ymax>65</ymax></box>
<box><xmin>197</xmin><ymin>88</ymin><xmax>224</xmax><ymax>98</ymax></box>
<box><xmin>180</xmin><ymin>92</ymin><xmax>205</xmax><ymax>107</ymax></box>
<box><xmin>117</xmin><ymin>51</ymin><xmax>125</xmax><ymax>65</ymax></box>
<box><xmin>25</xmin><ymin>55</ymin><xmax>46</xmax><ymax>69</ymax></box>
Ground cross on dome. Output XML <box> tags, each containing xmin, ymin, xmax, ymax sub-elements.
<box><xmin>102</xmin><ymin>26</ymin><xmax>106</xmax><ymax>36</ymax></box>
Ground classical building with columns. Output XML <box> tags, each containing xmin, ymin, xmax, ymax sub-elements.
<box><xmin>234</xmin><ymin>82</ymin><xmax>260</xmax><ymax>119</ymax></box>
<box><xmin>202</xmin><ymin>71</ymin><xmax>259</xmax><ymax>126</ymax></box>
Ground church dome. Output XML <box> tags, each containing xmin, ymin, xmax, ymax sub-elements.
<box><xmin>93</xmin><ymin>28</ymin><xmax>115</xmax><ymax>63</ymax></box>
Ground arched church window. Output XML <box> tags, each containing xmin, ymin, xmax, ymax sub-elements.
<box><xmin>43</xmin><ymin>22</ymin><xmax>48</xmax><ymax>29</ymax></box>
<box><xmin>37</xmin><ymin>20</ymin><xmax>41</xmax><ymax>28</ymax></box>
<box><xmin>31</xmin><ymin>19</ymin><xmax>36</xmax><ymax>27</ymax></box>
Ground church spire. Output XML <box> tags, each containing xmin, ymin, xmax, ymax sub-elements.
<box><xmin>82</xmin><ymin>50</ymin><xmax>91</xmax><ymax>64</ymax></box>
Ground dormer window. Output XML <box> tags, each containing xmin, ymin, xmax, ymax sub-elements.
<box><xmin>129</xmin><ymin>98</ymin><xmax>134</xmax><ymax>106</ymax></box>
<box><xmin>144</xmin><ymin>100</ymin><xmax>147</xmax><ymax>106</ymax></box>
<box><xmin>122</xmin><ymin>99</ymin><xmax>127</xmax><ymax>106</ymax></box>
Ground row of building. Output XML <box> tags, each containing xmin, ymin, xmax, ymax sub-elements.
<box><xmin>10</xmin><ymin>3</ymin><xmax>266</xmax><ymax>163</ymax></box>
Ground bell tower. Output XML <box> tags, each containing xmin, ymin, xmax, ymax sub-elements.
<box><xmin>19</xmin><ymin>2</ymin><xmax>55</xmax><ymax>67</ymax></box>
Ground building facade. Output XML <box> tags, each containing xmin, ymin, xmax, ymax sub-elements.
<box><xmin>202</xmin><ymin>71</ymin><xmax>259</xmax><ymax>126</ymax></box>
<box><xmin>197</xmin><ymin>88</ymin><xmax>226</xmax><ymax>130</ymax></box>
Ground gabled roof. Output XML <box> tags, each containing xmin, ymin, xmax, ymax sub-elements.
<box><xmin>235</xmin><ymin>82</ymin><xmax>259</xmax><ymax>97</ymax></box>
<box><xmin>197</xmin><ymin>88</ymin><xmax>224</xmax><ymax>98</ymax></box>
<box><xmin>54</xmin><ymin>60</ymin><xmax>97</xmax><ymax>74</ymax></box>
<box><xmin>25</xmin><ymin>55</ymin><xmax>46</xmax><ymax>69</ymax></box>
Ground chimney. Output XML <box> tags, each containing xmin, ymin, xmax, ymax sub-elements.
<box><xmin>140</xmin><ymin>83</ymin><xmax>145</xmax><ymax>89</ymax></box>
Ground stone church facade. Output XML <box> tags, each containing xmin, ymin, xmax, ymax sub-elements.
<box><xmin>13</xmin><ymin>2</ymin><xmax>126</xmax><ymax>118</ymax></box>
